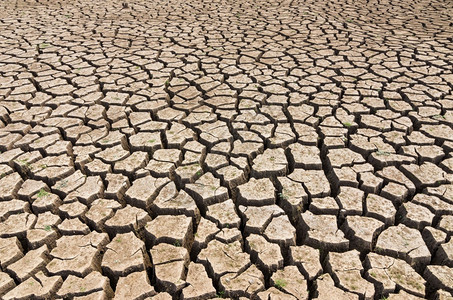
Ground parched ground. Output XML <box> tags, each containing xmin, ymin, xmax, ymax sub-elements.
<box><xmin>0</xmin><ymin>0</ymin><xmax>452</xmax><ymax>298</ymax></box>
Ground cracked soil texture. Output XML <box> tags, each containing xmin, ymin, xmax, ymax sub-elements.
<box><xmin>0</xmin><ymin>0</ymin><xmax>453</xmax><ymax>299</ymax></box>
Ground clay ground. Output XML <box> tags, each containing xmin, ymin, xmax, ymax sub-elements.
<box><xmin>0</xmin><ymin>0</ymin><xmax>452</xmax><ymax>298</ymax></box>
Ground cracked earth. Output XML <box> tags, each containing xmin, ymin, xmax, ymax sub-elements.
<box><xmin>0</xmin><ymin>0</ymin><xmax>452</xmax><ymax>299</ymax></box>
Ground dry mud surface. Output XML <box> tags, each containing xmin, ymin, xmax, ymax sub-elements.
<box><xmin>0</xmin><ymin>0</ymin><xmax>453</xmax><ymax>299</ymax></box>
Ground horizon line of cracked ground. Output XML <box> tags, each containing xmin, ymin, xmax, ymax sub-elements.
<box><xmin>0</xmin><ymin>0</ymin><xmax>452</xmax><ymax>299</ymax></box>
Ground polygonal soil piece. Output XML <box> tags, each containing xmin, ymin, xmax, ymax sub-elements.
<box><xmin>216</xmin><ymin>165</ymin><xmax>247</xmax><ymax>190</ymax></box>
<box><xmin>14</xmin><ymin>151</ymin><xmax>42</xmax><ymax>176</ymax></box>
<box><xmin>359</xmin><ymin>171</ymin><xmax>384</xmax><ymax>194</ymax></box>
<box><xmin>401</xmin><ymin>162</ymin><xmax>447</xmax><ymax>189</ymax></box>
<box><xmin>270</xmin><ymin>265</ymin><xmax>309</xmax><ymax>299</ymax></box>
<box><xmin>204</xmin><ymin>153</ymin><xmax>228</xmax><ymax>172</ymax></box>
<box><xmin>185</xmin><ymin>172</ymin><xmax>229</xmax><ymax>209</ymax></box>
<box><xmin>309</xmin><ymin>197</ymin><xmax>339</xmax><ymax>215</ymax></box>
<box><xmin>6</xmin><ymin>244</ymin><xmax>49</xmax><ymax>282</ymax></box>
<box><xmin>381</xmin><ymin>182</ymin><xmax>410</xmax><ymax>206</ymax></box>
<box><xmin>58</xmin><ymin>200</ymin><xmax>88</xmax><ymax>219</ymax></box>
<box><xmin>31</xmin><ymin>191</ymin><xmax>62</xmax><ymax>214</ymax></box>
<box><xmin>104</xmin><ymin>205</ymin><xmax>151</xmax><ymax>237</ymax></box>
<box><xmin>424</xmin><ymin>265</ymin><xmax>453</xmax><ymax>294</ymax></box>
<box><xmin>245</xmin><ymin>234</ymin><xmax>283</xmax><ymax>274</ymax></box>
<box><xmin>192</xmin><ymin>217</ymin><xmax>220</xmax><ymax>255</ymax></box>
<box><xmin>0</xmin><ymin>271</ymin><xmax>15</xmax><ymax>297</ymax></box>
<box><xmin>165</xmin><ymin>123</ymin><xmax>195</xmax><ymax>148</ymax></box>
<box><xmin>197</xmin><ymin>120</ymin><xmax>233</xmax><ymax>146</ymax></box>
<box><xmin>289</xmin><ymin>245</ymin><xmax>323</xmax><ymax>281</ymax></box>
<box><xmin>219</xmin><ymin>264</ymin><xmax>265</xmax><ymax>298</ymax></box>
<box><xmin>206</xmin><ymin>199</ymin><xmax>240</xmax><ymax>228</ymax></box>
<box><xmin>26</xmin><ymin>211</ymin><xmax>61</xmax><ymax>249</ymax></box>
<box><xmin>113</xmin><ymin>271</ymin><xmax>156</xmax><ymax>300</ymax></box>
<box><xmin>425</xmin><ymin>183</ymin><xmax>453</xmax><ymax>206</ymax></box>
<box><xmin>368</xmin><ymin>152</ymin><xmax>416</xmax><ymax>169</ymax></box>
<box><xmin>47</xmin><ymin>231</ymin><xmax>109</xmax><ymax>277</ymax></box>
<box><xmin>174</xmin><ymin>163</ymin><xmax>203</xmax><ymax>185</ymax></box>
<box><xmin>211</xmin><ymin>141</ymin><xmax>232</xmax><ymax>156</ymax></box>
<box><xmin>17</xmin><ymin>179</ymin><xmax>48</xmax><ymax>200</ymax></box>
<box><xmin>330</xmin><ymin>167</ymin><xmax>359</xmax><ymax>189</ymax></box>
<box><xmin>0</xmin><ymin>165</ymin><xmax>14</xmax><ymax>179</ymax></box>
<box><xmin>264</xmin><ymin>215</ymin><xmax>296</xmax><ymax>247</ymax></box>
<box><xmin>29</xmin><ymin>156</ymin><xmax>75</xmax><ymax>186</ymax></box>
<box><xmin>251</xmin><ymin>148</ymin><xmax>288</xmax><ymax>178</ymax></box>
<box><xmin>300</xmin><ymin>211</ymin><xmax>349</xmax><ymax>252</ymax></box>
<box><xmin>146</xmin><ymin>159</ymin><xmax>176</xmax><ymax>178</ymax></box>
<box><xmin>398</xmin><ymin>202</ymin><xmax>434</xmax><ymax>230</ymax></box>
<box><xmin>183</xmin><ymin>140</ymin><xmax>206</xmax><ymax>155</ymax></box>
<box><xmin>84</xmin><ymin>159</ymin><xmax>112</xmax><ymax>177</ymax></box>
<box><xmin>64</xmin><ymin>175</ymin><xmax>104</xmax><ymax>206</ymax></box>
<box><xmin>313</xmin><ymin>273</ymin><xmax>359</xmax><ymax>300</ymax></box>
<box><xmin>375</xmin><ymin>224</ymin><xmax>430</xmax><ymax>271</ymax></box>
<box><xmin>0</xmin><ymin>237</ymin><xmax>23</xmax><ymax>269</ymax></box>
<box><xmin>156</xmin><ymin>107</ymin><xmax>186</xmax><ymax>122</ymax></box>
<box><xmin>421</xmin><ymin>124</ymin><xmax>453</xmax><ymax>143</ymax></box>
<box><xmin>377</xmin><ymin>166</ymin><xmax>416</xmax><ymax>199</ymax></box>
<box><xmin>58</xmin><ymin>218</ymin><xmax>90</xmax><ymax>235</ymax></box>
<box><xmin>181</xmin><ymin>262</ymin><xmax>216</xmax><ymax>300</ymax></box>
<box><xmin>237</xmin><ymin>177</ymin><xmax>275</xmax><ymax>206</ymax></box>
<box><xmin>2</xmin><ymin>271</ymin><xmax>62</xmax><ymax>300</ymax></box>
<box><xmin>150</xmin><ymin>182</ymin><xmax>200</xmax><ymax>221</ymax></box>
<box><xmin>325</xmin><ymin>250</ymin><xmax>375</xmax><ymax>299</ymax></box>
<box><xmin>214</xmin><ymin>227</ymin><xmax>242</xmax><ymax>244</ymax></box>
<box><xmin>239</xmin><ymin>204</ymin><xmax>285</xmax><ymax>234</ymax></box>
<box><xmin>365</xmin><ymin>253</ymin><xmax>426</xmax><ymax>297</ymax></box>
<box><xmin>365</xmin><ymin>194</ymin><xmax>396</xmax><ymax>225</ymax></box>
<box><xmin>327</xmin><ymin>148</ymin><xmax>365</xmax><ymax>168</ymax></box>
<box><xmin>114</xmin><ymin>151</ymin><xmax>149</xmax><ymax>176</ymax></box>
<box><xmin>288</xmin><ymin>143</ymin><xmax>322</xmax><ymax>170</ymax></box>
<box><xmin>52</xmin><ymin>170</ymin><xmax>86</xmax><ymax>198</ymax></box>
<box><xmin>56</xmin><ymin>271</ymin><xmax>114</xmax><ymax>299</ymax></box>
<box><xmin>94</xmin><ymin>145</ymin><xmax>129</xmax><ymax>164</ymax></box>
<box><xmin>257</xmin><ymin>287</ymin><xmax>297</xmax><ymax>300</ymax></box>
<box><xmin>276</xmin><ymin>176</ymin><xmax>308</xmax><ymax>221</ymax></box>
<box><xmin>182</xmin><ymin>150</ymin><xmax>206</xmax><ymax>167</ymax></box>
<box><xmin>198</xmin><ymin>240</ymin><xmax>250</xmax><ymax>281</ymax></box>
<box><xmin>105</xmin><ymin>173</ymin><xmax>130</xmax><ymax>201</ymax></box>
<box><xmin>0</xmin><ymin>199</ymin><xmax>29</xmax><ymax>222</ymax></box>
<box><xmin>288</xmin><ymin>169</ymin><xmax>330</xmax><ymax>198</ymax></box>
<box><xmin>404</xmin><ymin>145</ymin><xmax>445</xmax><ymax>164</ymax></box>
<box><xmin>0</xmin><ymin>212</ymin><xmax>37</xmax><ymax>239</ymax></box>
<box><xmin>125</xmin><ymin>175</ymin><xmax>170</xmax><ymax>209</ymax></box>
<box><xmin>0</xmin><ymin>172</ymin><xmax>23</xmax><ymax>201</ymax></box>
<box><xmin>150</xmin><ymin>243</ymin><xmax>189</xmax><ymax>293</ymax></box>
<box><xmin>96</xmin><ymin>130</ymin><xmax>128</xmax><ymax>150</ymax></box>
<box><xmin>144</xmin><ymin>215</ymin><xmax>192</xmax><ymax>248</ymax></box>
<box><xmin>230</xmin><ymin>156</ymin><xmax>249</xmax><ymax>172</ymax></box>
<box><xmin>412</xmin><ymin>193</ymin><xmax>453</xmax><ymax>217</ymax></box>
<box><xmin>85</xmin><ymin>198</ymin><xmax>122</xmax><ymax>231</ymax></box>
<box><xmin>129</xmin><ymin>132</ymin><xmax>162</xmax><ymax>152</ymax></box>
<box><xmin>102</xmin><ymin>232</ymin><xmax>150</xmax><ymax>280</ymax></box>
<box><xmin>231</xmin><ymin>140</ymin><xmax>264</xmax><ymax>160</ymax></box>
<box><xmin>336</xmin><ymin>186</ymin><xmax>365</xmax><ymax>216</ymax></box>
<box><xmin>341</xmin><ymin>215</ymin><xmax>385</xmax><ymax>251</ymax></box>
<box><xmin>0</xmin><ymin>148</ymin><xmax>24</xmax><ymax>166</ymax></box>
<box><xmin>271</xmin><ymin>123</ymin><xmax>297</xmax><ymax>147</ymax></box>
